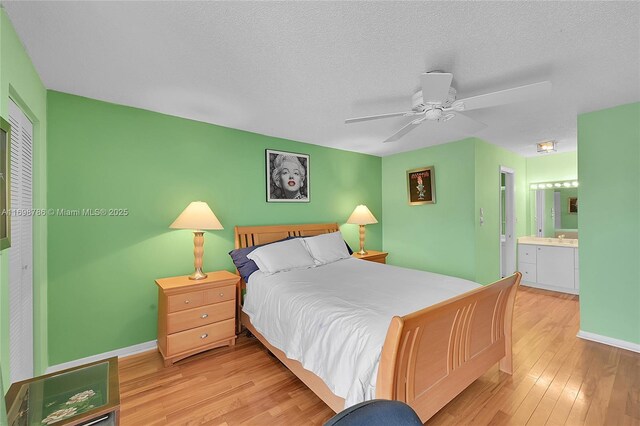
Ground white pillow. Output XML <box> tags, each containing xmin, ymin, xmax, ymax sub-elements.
<box><xmin>302</xmin><ymin>231</ymin><xmax>351</xmax><ymax>265</ymax></box>
<box><xmin>246</xmin><ymin>238</ymin><xmax>316</xmax><ymax>274</ymax></box>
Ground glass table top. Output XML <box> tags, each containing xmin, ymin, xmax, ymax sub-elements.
<box><xmin>7</xmin><ymin>359</ymin><xmax>115</xmax><ymax>425</ymax></box>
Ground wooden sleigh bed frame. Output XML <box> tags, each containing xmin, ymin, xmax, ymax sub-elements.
<box><xmin>234</xmin><ymin>223</ymin><xmax>521</xmax><ymax>423</ymax></box>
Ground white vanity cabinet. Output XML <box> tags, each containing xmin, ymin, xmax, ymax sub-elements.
<box><xmin>518</xmin><ymin>242</ymin><xmax>579</xmax><ymax>295</ymax></box>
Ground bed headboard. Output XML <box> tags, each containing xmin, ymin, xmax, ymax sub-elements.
<box><xmin>234</xmin><ymin>223</ymin><xmax>339</xmax><ymax>249</ymax></box>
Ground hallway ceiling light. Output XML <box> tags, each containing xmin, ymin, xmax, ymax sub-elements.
<box><xmin>536</xmin><ymin>140</ymin><xmax>557</xmax><ymax>153</ymax></box>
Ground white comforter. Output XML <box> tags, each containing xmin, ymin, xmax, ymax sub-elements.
<box><xmin>242</xmin><ymin>258</ymin><xmax>480</xmax><ymax>408</ymax></box>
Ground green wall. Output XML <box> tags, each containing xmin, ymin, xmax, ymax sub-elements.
<box><xmin>0</xmin><ymin>9</ymin><xmax>48</xmax><ymax>387</ymax></box>
<box><xmin>578</xmin><ymin>102</ymin><xmax>640</xmax><ymax>345</ymax></box>
<box><xmin>381</xmin><ymin>138</ymin><xmax>526</xmax><ymax>285</ymax></box>
<box><xmin>382</xmin><ymin>139</ymin><xmax>476</xmax><ymax>280</ymax></box>
<box><xmin>526</xmin><ymin>151</ymin><xmax>577</xmax><ymax>183</ymax></box>
<box><xmin>46</xmin><ymin>91</ymin><xmax>382</xmax><ymax>365</ymax></box>
<box><xmin>473</xmin><ymin>140</ymin><xmax>527</xmax><ymax>284</ymax></box>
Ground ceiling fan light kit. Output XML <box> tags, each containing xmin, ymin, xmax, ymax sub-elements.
<box><xmin>346</xmin><ymin>72</ymin><xmax>552</xmax><ymax>144</ymax></box>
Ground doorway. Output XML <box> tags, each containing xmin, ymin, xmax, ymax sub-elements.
<box><xmin>500</xmin><ymin>166</ymin><xmax>516</xmax><ymax>278</ymax></box>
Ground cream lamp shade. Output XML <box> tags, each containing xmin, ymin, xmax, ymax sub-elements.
<box><xmin>347</xmin><ymin>205</ymin><xmax>377</xmax><ymax>255</ymax></box>
<box><xmin>347</xmin><ymin>205</ymin><xmax>378</xmax><ymax>226</ymax></box>
<box><xmin>170</xmin><ymin>201</ymin><xmax>223</xmax><ymax>231</ymax></box>
<box><xmin>170</xmin><ymin>201</ymin><xmax>223</xmax><ymax>280</ymax></box>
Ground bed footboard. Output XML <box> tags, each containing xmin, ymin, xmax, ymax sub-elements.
<box><xmin>376</xmin><ymin>272</ymin><xmax>521</xmax><ymax>423</ymax></box>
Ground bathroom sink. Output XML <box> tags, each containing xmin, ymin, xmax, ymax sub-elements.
<box><xmin>518</xmin><ymin>236</ymin><xmax>578</xmax><ymax>247</ymax></box>
<box><xmin>556</xmin><ymin>238</ymin><xmax>578</xmax><ymax>245</ymax></box>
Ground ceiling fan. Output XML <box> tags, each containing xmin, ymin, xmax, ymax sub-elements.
<box><xmin>345</xmin><ymin>72</ymin><xmax>551</xmax><ymax>143</ymax></box>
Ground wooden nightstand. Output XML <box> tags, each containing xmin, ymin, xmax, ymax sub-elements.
<box><xmin>155</xmin><ymin>271</ymin><xmax>239</xmax><ymax>366</ymax></box>
<box><xmin>352</xmin><ymin>250</ymin><xmax>388</xmax><ymax>264</ymax></box>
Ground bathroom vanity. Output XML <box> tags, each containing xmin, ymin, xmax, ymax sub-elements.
<box><xmin>518</xmin><ymin>237</ymin><xmax>579</xmax><ymax>295</ymax></box>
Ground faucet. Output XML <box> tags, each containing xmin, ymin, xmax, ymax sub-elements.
<box><xmin>558</xmin><ymin>234</ymin><xmax>565</xmax><ymax>241</ymax></box>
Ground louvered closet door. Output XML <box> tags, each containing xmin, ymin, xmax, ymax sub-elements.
<box><xmin>8</xmin><ymin>99</ymin><xmax>34</xmax><ymax>382</ymax></box>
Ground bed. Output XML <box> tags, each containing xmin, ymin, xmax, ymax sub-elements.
<box><xmin>234</xmin><ymin>223</ymin><xmax>521</xmax><ymax>423</ymax></box>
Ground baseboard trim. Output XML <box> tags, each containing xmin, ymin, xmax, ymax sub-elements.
<box><xmin>577</xmin><ymin>330</ymin><xmax>640</xmax><ymax>353</ymax></box>
<box><xmin>521</xmin><ymin>281</ymin><xmax>579</xmax><ymax>295</ymax></box>
<box><xmin>46</xmin><ymin>340</ymin><xmax>157</xmax><ymax>374</ymax></box>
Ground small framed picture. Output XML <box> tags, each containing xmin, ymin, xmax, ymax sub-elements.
<box><xmin>266</xmin><ymin>149</ymin><xmax>310</xmax><ymax>202</ymax></box>
<box><xmin>568</xmin><ymin>197</ymin><xmax>578</xmax><ymax>214</ymax></box>
<box><xmin>407</xmin><ymin>166</ymin><xmax>435</xmax><ymax>205</ymax></box>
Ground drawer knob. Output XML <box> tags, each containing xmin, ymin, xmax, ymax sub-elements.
<box><xmin>201</xmin><ymin>313</ymin><xmax>209</xmax><ymax>319</ymax></box>
<box><xmin>201</xmin><ymin>333</ymin><xmax>208</xmax><ymax>339</ymax></box>
<box><xmin>219</xmin><ymin>293</ymin><xmax>224</xmax><ymax>297</ymax></box>
<box><xmin>184</xmin><ymin>300</ymin><xmax>190</xmax><ymax>304</ymax></box>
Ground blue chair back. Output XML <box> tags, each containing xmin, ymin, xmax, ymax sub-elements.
<box><xmin>324</xmin><ymin>400</ymin><xmax>422</xmax><ymax>426</ymax></box>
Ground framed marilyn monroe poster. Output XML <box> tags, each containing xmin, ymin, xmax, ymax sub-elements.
<box><xmin>266</xmin><ymin>149</ymin><xmax>310</xmax><ymax>203</ymax></box>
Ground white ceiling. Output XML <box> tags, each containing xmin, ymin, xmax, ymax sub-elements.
<box><xmin>3</xmin><ymin>1</ymin><xmax>639</xmax><ymax>157</ymax></box>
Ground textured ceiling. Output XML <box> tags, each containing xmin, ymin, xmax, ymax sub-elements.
<box><xmin>3</xmin><ymin>1</ymin><xmax>639</xmax><ymax>157</ymax></box>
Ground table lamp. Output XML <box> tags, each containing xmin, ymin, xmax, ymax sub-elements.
<box><xmin>170</xmin><ymin>201</ymin><xmax>223</xmax><ymax>280</ymax></box>
<box><xmin>347</xmin><ymin>205</ymin><xmax>378</xmax><ymax>255</ymax></box>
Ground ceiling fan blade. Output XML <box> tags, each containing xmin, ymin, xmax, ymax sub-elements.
<box><xmin>383</xmin><ymin>117</ymin><xmax>425</xmax><ymax>143</ymax></box>
<box><xmin>449</xmin><ymin>112</ymin><xmax>487</xmax><ymax>134</ymax></box>
<box><xmin>453</xmin><ymin>81</ymin><xmax>551</xmax><ymax>112</ymax></box>
<box><xmin>345</xmin><ymin>111</ymin><xmax>419</xmax><ymax>124</ymax></box>
<box><xmin>420</xmin><ymin>72</ymin><xmax>453</xmax><ymax>104</ymax></box>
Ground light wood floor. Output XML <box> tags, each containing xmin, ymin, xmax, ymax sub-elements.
<box><xmin>119</xmin><ymin>287</ymin><xmax>640</xmax><ymax>425</ymax></box>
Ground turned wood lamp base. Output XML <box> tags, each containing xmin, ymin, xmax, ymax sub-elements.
<box><xmin>357</xmin><ymin>224</ymin><xmax>368</xmax><ymax>255</ymax></box>
<box><xmin>189</xmin><ymin>231</ymin><xmax>208</xmax><ymax>280</ymax></box>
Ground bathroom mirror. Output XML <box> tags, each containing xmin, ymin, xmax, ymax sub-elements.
<box><xmin>530</xmin><ymin>182</ymin><xmax>578</xmax><ymax>238</ymax></box>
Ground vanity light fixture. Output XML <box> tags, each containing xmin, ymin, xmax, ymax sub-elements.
<box><xmin>530</xmin><ymin>180</ymin><xmax>579</xmax><ymax>190</ymax></box>
<box><xmin>536</xmin><ymin>140</ymin><xmax>557</xmax><ymax>153</ymax></box>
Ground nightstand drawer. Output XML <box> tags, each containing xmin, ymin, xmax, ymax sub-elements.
<box><xmin>167</xmin><ymin>300</ymin><xmax>235</xmax><ymax>334</ymax></box>
<box><xmin>167</xmin><ymin>318</ymin><xmax>235</xmax><ymax>355</ymax></box>
<box><xmin>204</xmin><ymin>285</ymin><xmax>235</xmax><ymax>304</ymax></box>
<box><xmin>366</xmin><ymin>255</ymin><xmax>387</xmax><ymax>264</ymax></box>
<box><xmin>167</xmin><ymin>290</ymin><xmax>205</xmax><ymax>313</ymax></box>
<box><xmin>156</xmin><ymin>270</ymin><xmax>239</xmax><ymax>366</ymax></box>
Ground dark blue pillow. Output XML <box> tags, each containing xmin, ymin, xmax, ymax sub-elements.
<box><xmin>229</xmin><ymin>237</ymin><xmax>292</xmax><ymax>283</ymax></box>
